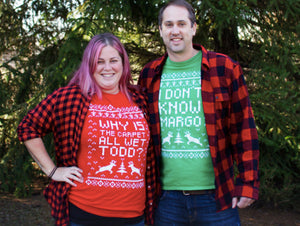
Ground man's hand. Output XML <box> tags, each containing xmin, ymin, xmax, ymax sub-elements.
<box><xmin>232</xmin><ymin>197</ymin><xmax>255</xmax><ymax>208</ymax></box>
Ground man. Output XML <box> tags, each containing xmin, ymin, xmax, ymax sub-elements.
<box><xmin>138</xmin><ymin>0</ymin><xmax>259</xmax><ymax>225</ymax></box>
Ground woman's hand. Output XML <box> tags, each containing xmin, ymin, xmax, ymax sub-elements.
<box><xmin>51</xmin><ymin>166</ymin><xmax>84</xmax><ymax>187</ymax></box>
<box><xmin>24</xmin><ymin>138</ymin><xmax>84</xmax><ymax>187</ymax></box>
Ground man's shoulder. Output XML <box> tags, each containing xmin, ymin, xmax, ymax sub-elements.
<box><xmin>142</xmin><ymin>55</ymin><xmax>166</xmax><ymax>72</ymax></box>
<box><xmin>128</xmin><ymin>84</ymin><xmax>143</xmax><ymax>96</ymax></box>
<box><xmin>128</xmin><ymin>85</ymin><xmax>148</xmax><ymax>110</ymax></box>
<box><xmin>206</xmin><ymin>49</ymin><xmax>238</xmax><ymax>65</ymax></box>
<box><xmin>139</xmin><ymin>55</ymin><xmax>166</xmax><ymax>86</ymax></box>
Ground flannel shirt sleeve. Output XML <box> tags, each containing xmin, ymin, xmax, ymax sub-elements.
<box><xmin>17</xmin><ymin>90</ymin><xmax>58</xmax><ymax>142</ymax></box>
<box><xmin>230</xmin><ymin>63</ymin><xmax>259</xmax><ymax>200</ymax></box>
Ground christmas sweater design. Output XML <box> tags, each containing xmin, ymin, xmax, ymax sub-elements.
<box><xmin>81</xmin><ymin>103</ymin><xmax>150</xmax><ymax>190</ymax></box>
<box><xmin>159</xmin><ymin>71</ymin><xmax>210</xmax><ymax>159</ymax></box>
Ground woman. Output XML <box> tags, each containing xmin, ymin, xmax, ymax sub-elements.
<box><xmin>17</xmin><ymin>33</ymin><xmax>156</xmax><ymax>226</ymax></box>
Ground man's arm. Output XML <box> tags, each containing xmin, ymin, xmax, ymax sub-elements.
<box><xmin>230</xmin><ymin>62</ymin><xmax>260</xmax><ymax>201</ymax></box>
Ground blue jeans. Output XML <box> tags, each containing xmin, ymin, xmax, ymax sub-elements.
<box><xmin>68</xmin><ymin>201</ymin><xmax>144</xmax><ymax>226</ymax></box>
<box><xmin>154</xmin><ymin>190</ymin><xmax>241</xmax><ymax>226</ymax></box>
<box><xmin>69</xmin><ymin>220</ymin><xmax>144</xmax><ymax>226</ymax></box>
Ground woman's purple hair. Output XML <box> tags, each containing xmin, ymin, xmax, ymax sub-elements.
<box><xmin>68</xmin><ymin>33</ymin><xmax>133</xmax><ymax>100</ymax></box>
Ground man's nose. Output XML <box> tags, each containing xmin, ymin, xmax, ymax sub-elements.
<box><xmin>171</xmin><ymin>25</ymin><xmax>180</xmax><ymax>34</ymax></box>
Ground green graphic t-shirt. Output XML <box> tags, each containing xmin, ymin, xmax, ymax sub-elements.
<box><xmin>159</xmin><ymin>51</ymin><xmax>215</xmax><ymax>190</ymax></box>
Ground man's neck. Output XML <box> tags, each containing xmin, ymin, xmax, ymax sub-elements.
<box><xmin>168</xmin><ymin>48</ymin><xmax>199</xmax><ymax>62</ymax></box>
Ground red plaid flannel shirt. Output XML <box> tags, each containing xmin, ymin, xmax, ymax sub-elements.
<box><xmin>17</xmin><ymin>85</ymin><xmax>157</xmax><ymax>225</ymax></box>
<box><xmin>138</xmin><ymin>44</ymin><xmax>259</xmax><ymax>211</ymax></box>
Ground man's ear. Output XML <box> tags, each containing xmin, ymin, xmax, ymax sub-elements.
<box><xmin>192</xmin><ymin>22</ymin><xmax>197</xmax><ymax>36</ymax></box>
<box><xmin>159</xmin><ymin>26</ymin><xmax>163</xmax><ymax>37</ymax></box>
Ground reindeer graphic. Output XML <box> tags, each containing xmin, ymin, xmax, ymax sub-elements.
<box><xmin>162</xmin><ymin>131</ymin><xmax>173</xmax><ymax>145</ymax></box>
<box><xmin>184</xmin><ymin>132</ymin><xmax>203</xmax><ymax>146</ymax></box>
<box><xmin>95</xmin><ymin>160</ymin><xmax>116</xmax><ymax>174</ymax></box>
<box><xmin>128</xmin><ymin>161</ymin><xmax>141</xmax><ymax>176</ymax></box>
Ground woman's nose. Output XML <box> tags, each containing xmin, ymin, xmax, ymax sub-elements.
<box><xmin>103</xmin><ymin>62</ymin><xmax>112</xmax><ymax>70</ymax></box>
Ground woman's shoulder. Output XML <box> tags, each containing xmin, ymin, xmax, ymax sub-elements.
<box><xmin>51</xmin><ymin>85</ymin><xmax>83</xmax><ymax>97</ymax></box>
<box><xmin>46</xmin><ymin>85</ymin><xmax>88</xmax><ymax>103</ymax></box>
<box><xmin>55</xmin><ymin>84</ymin><xmax>81</xmax><ymax>93</ymax></box>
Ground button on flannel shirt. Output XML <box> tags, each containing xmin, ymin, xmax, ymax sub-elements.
<box><xmin>138</xmin><ymin>44</ymin><xmax>259</xmax><ymax>211</ymax></box>
<box><xmin>17</xmin><ymin>85</ymin><xmax>157</xmax><ymax>226</ymax></box>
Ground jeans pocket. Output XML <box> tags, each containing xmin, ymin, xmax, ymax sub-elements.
<box><xmin>209</xmin><ymin>192</ymin><xmax>216</xmax><ymax>202</ymax></box>
<box><xmin>159</xmin><ymin>190</ymin><xmax>169</xmax><ymax>201</ymax></box>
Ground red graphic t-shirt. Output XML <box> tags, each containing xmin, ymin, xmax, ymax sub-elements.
<box><xmin>69</xmin><ymin>92</ymin><xmax>150</xmax><ymax>218</ymax></box>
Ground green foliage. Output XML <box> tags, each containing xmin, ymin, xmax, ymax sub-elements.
<box><xmin>0</xmin><ymin>118</ymin><xmax>33</xmax><ymax>197</ymax></box>
<box><xmin>0</xmin><ymin>0</ymin><xmax>299</xmax><ymax>210</ymax></box>
<box><xmin>245</xmin><ymin>0</ymin><xmax>300</xmax><ymax>208</ymax></box>
<box><xmin>248</xmin><ymin>27</ymin><xmax>300</xmax><ymax>209</ymax></box>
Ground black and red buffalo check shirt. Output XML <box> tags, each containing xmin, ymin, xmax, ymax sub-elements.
<box><xmin>138</xmin><ymin>44</ymin><xmax>259</xmax><ymax>212</ymax></box>
<box><xmin>17</xmin><ymin>85</ymin><xmax>157</xmax><ymax>226</ymax></box>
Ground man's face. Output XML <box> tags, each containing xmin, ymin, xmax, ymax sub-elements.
<box><xmin>159</xmin><ymin>5</ymin><xmax>196</xmax><ymax>60</ymax></box>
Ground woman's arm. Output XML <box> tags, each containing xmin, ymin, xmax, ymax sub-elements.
<box><xmin>24</xmin><ymin>138</ymin><xmax>84</xmax><ymax>186</ymax></box>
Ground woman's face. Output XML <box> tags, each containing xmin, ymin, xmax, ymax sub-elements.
<box><xmin>93</xmin><ymin>45</ymin><xmax>123</xmax><ymax>94</ymax></box>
